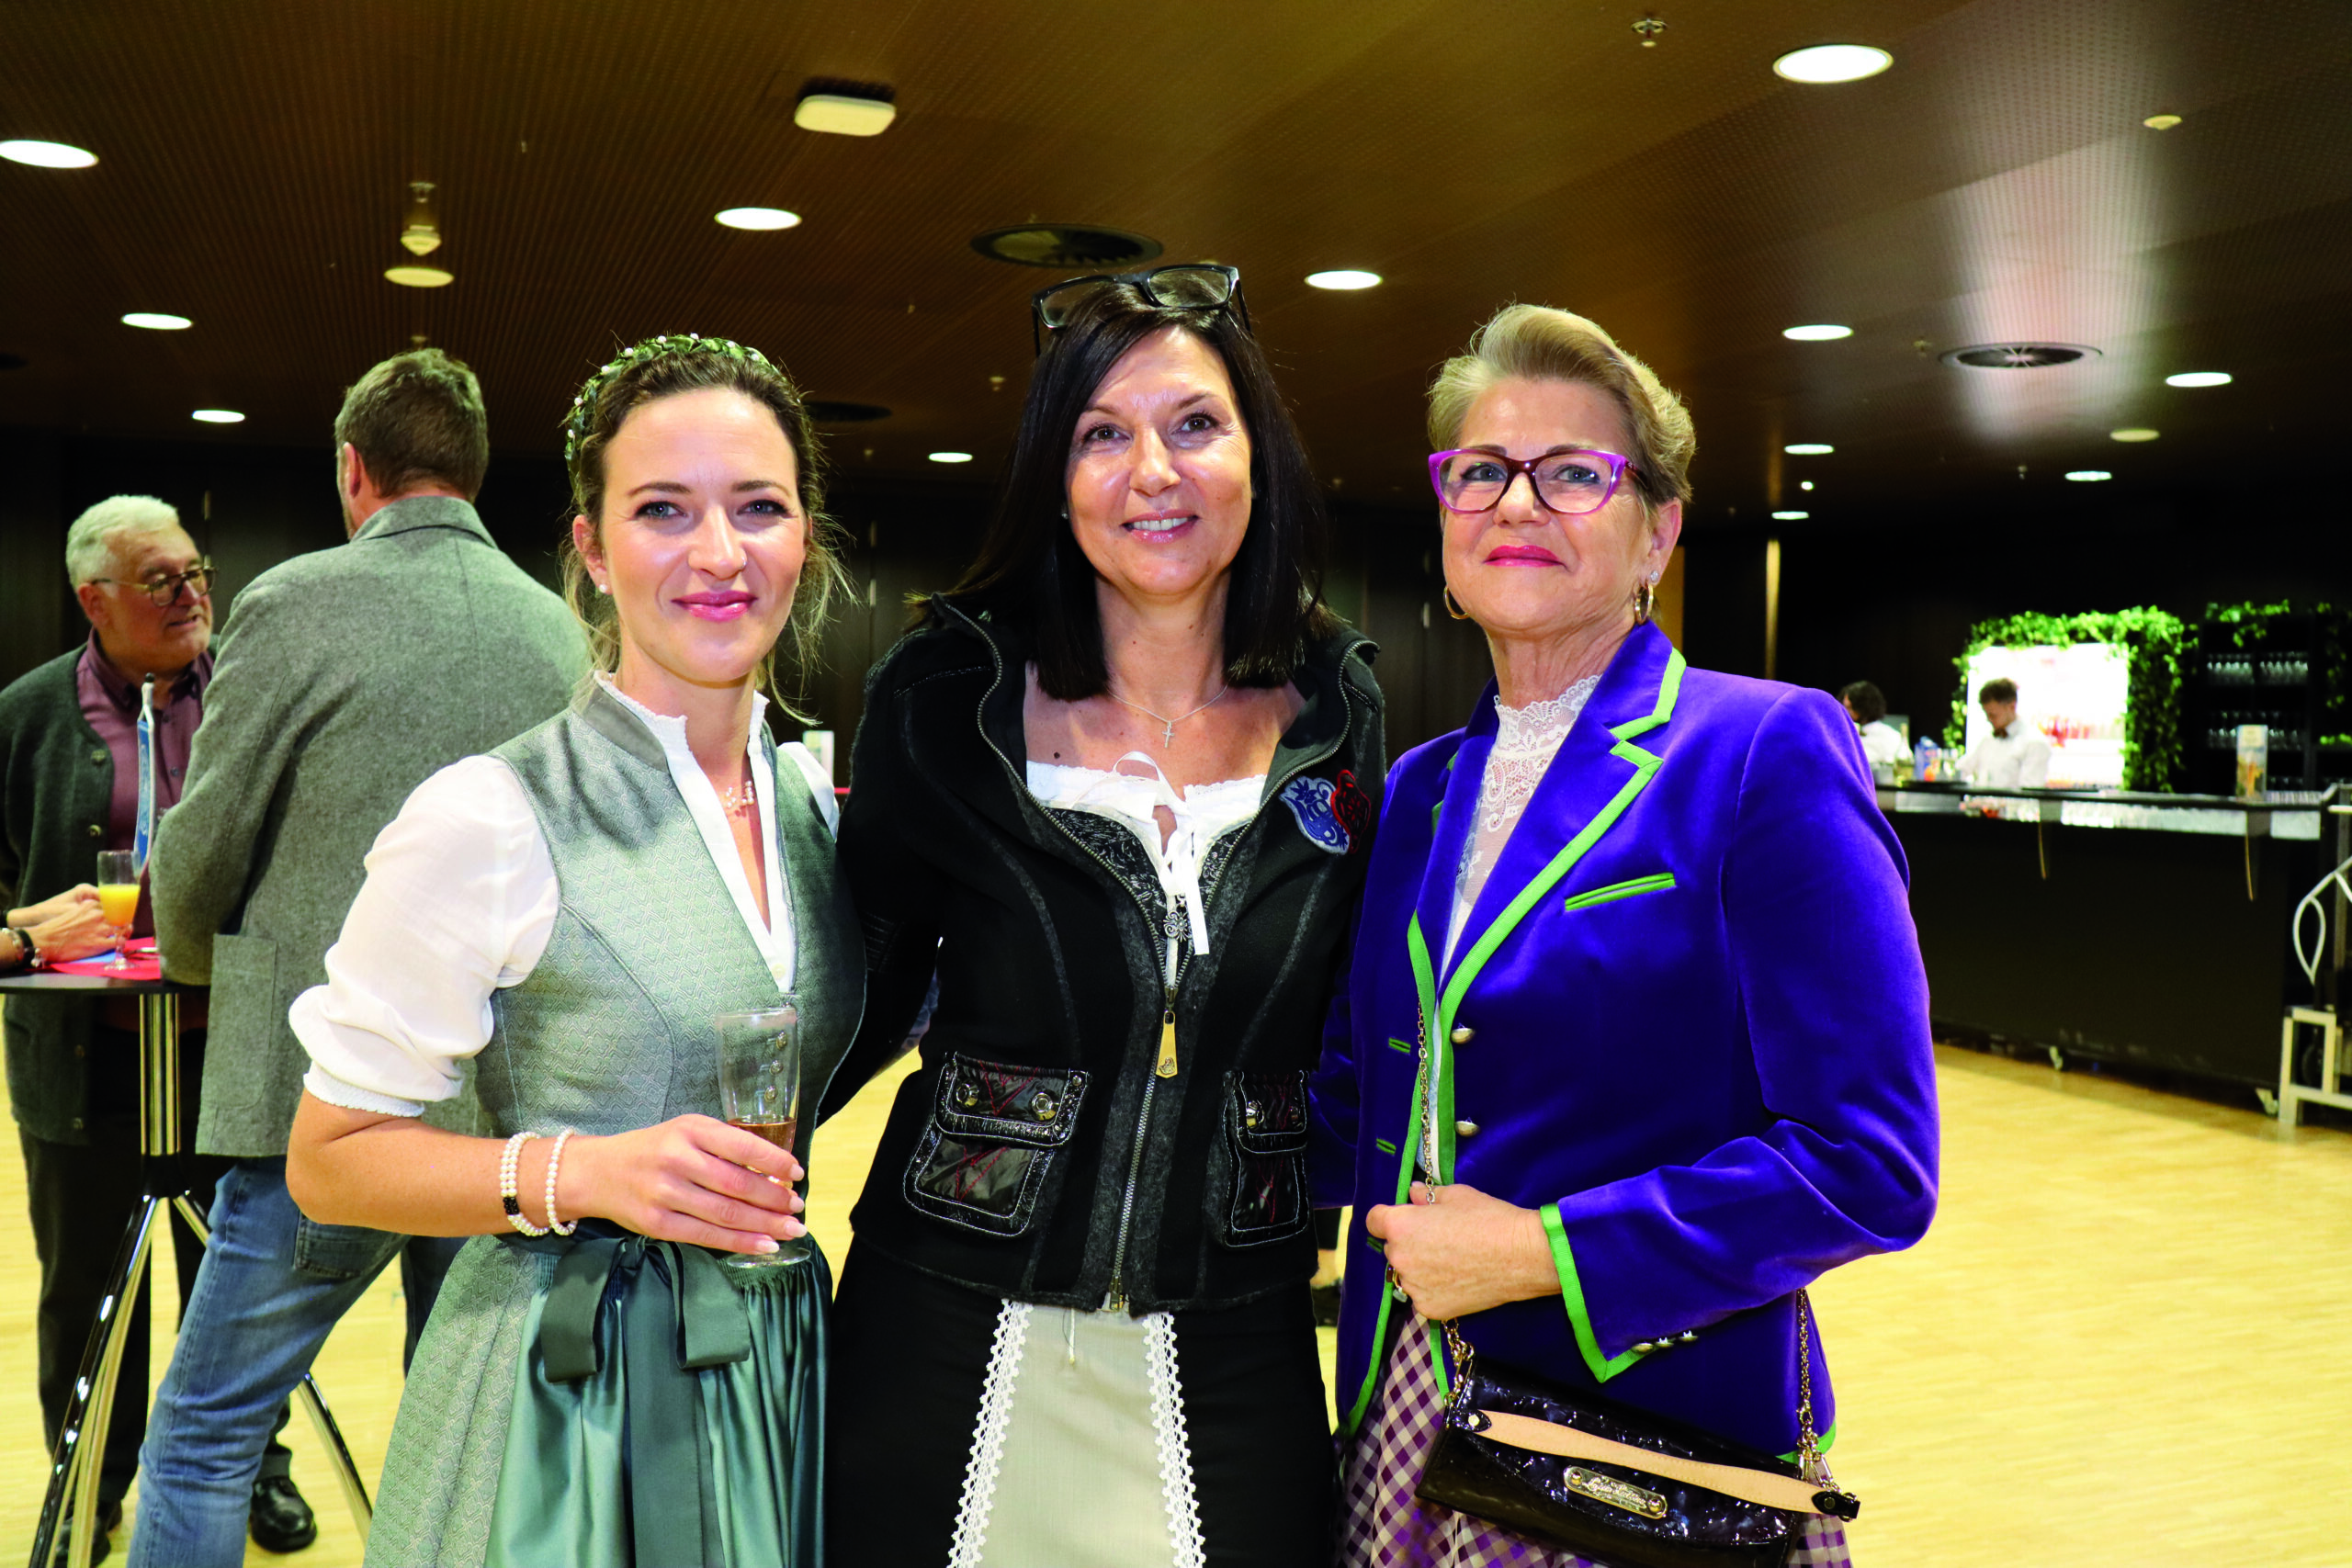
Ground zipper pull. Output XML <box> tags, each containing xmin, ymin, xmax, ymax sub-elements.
<box><xmin>1156</xmin><ymin>990</ymin><xmax>1179</xmax><ymax>1078</ymax></box>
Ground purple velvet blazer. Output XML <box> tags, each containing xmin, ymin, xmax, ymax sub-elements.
<box><xmin>1309</xmin><ymin>622</ymin><xmax>1939</xmax><ymax>1457</ymax></box>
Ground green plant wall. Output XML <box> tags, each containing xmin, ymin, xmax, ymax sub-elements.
<box><xmin>1951</xmin><ymin>608</ymin><xmax>2186</xmax><ymax>792</ymax></box>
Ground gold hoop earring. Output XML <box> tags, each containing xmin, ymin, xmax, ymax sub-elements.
<box><xmin>1442</xmin><ymin>586</ymin><xmax>1472</xmax><ymax>621</ymax></box>
<box><xmin>1633</xmin><ymin>578</ymin><xmax>1656</xmax><ymax>623</ymax></box>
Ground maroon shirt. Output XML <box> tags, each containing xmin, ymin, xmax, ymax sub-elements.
<box><xmin>74</xmin><ymin>632</ymin><xmax>212</xmax><ymax>937</ymax></box>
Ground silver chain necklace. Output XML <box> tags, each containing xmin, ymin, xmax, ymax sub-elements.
<box><xmin>1106</xmin><ymin>682</ymin><xmax>1230</xmax><ymax>748</ymax></box>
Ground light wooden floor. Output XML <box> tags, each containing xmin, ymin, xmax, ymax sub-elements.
<box><xmin>4</xmin><ymin>1044</ymin><xmax>2348</xmax><ymax>1566</ymax></box>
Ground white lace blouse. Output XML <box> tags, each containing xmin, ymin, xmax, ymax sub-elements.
<box><xmin>1026</xmin><ymin>755</ymin><xmax>1263</xmax><ymax>983</ymax></box>
<box><xmin>1443</xmin><ymin>675</ymin><xmax>1601</xmax><ymax>964</ymax></box>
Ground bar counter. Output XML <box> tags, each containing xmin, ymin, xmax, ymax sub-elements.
<box><xmin>1880</xmin><ymin>782</ymin><xmax>2337</xmax><ymax>1094</ymax></box>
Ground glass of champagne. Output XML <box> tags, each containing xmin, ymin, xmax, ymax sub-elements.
<box><xmin>96</xmin><ymin>850</ymin><xmax>140</xmax><ymax>970</ymax></box>
<box><xmin>714</xmin><ymin>1001</ymin><xmax>806</xmax><ymax>1270</ymax></box>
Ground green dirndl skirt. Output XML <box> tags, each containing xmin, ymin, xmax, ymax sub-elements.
<box><xmin>482</xmin><ymin>1224</ymin><xmax>828</xmax><ymax>1568</ymax></box>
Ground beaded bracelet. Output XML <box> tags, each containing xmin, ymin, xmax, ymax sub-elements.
<box><xmin>500</xmin><ymin>1130</ymin><xmax>548</xmax><ymax>1236</ymax></box>
<box><xmin>543</xmin><ymin>1127</ymin><xmax>580</xmax><ymax>1236</ymax></box>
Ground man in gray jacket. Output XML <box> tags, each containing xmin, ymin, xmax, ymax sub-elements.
<box><xmin>132</xmin><ymin>349</ymin><xmax>585</xmax><ymax>1567</ymax></box>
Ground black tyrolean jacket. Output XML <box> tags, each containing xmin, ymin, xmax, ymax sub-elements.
<box><xmin>821</xmin><ymin>604</ymin><xmax>1383</xmax><ymax>1314</ymax></box>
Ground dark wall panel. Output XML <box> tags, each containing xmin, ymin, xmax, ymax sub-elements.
<box><xmin>1768</xmin><ymin>484</ymin><xmax>2352</xmax><ymax>744</ymax></box>
<box><xmin>15</xmin><ymin>427</ymin><xmax>2352</xmax><ymax>788</ymax></box>
<box><xmin>0</xmin><ymin>428</ymin><xmax>69</xmax><ymax>684</ymax></box>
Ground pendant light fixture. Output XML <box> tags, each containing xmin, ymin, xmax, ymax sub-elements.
<box><xmin>400</xmin><ymin>182</ymin><xmax>442</xmax><ymax>254</ymax></box>
<box><xmin>386</xmin><ymin>179</ymin><xmax>454</xmax><ymax>287</ymax></box>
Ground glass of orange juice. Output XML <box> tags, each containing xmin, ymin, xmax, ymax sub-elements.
<box><xmin>96</xmin><ymin>850</ymin><xmax>139</xmax><ymax>970</ymax></box>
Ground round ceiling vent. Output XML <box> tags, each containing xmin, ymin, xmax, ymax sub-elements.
<box><xmin>1939</xmin><ymin>343</ymin><xmax>2101</xmax><ymax>369</ymax></box>
<box><xmin>805</xmin><ymin>400</ymin><xmax>891</xmax><ymax>423</ymax></box>
<box><xmin>971</xmin><ymin>225</ymin><xmax>1164</xmax><ymax>269</ymax></box>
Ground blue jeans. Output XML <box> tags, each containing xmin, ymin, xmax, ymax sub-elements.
<box><xmin>126</xmin><ymin>1158</ymin><xmax>464</xmax><ymax>1568</ymax></box>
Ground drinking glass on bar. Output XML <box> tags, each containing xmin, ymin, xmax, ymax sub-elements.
<box><xmin>715</xmin><ymin>1001</ymin><xmax>807</xmax><ymax>1270</ymax></box>
<box><xmin>96</xmin><ymin>850</ymin><xmax>139</xmax><ymax>970</ymax></box>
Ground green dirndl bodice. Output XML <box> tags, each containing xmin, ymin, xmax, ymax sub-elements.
<box><xmin>362</xmin><ymin>690</ymin><xmax>863</xmax><ymax>1568</ymax></box>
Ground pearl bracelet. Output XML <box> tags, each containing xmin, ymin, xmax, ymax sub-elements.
<box><xmin>500</xmin><ymin>1130</ymin><xmax>548</xmax><ymax>1236</ymax></box>
<box><xmin>543</xmin><ymin>1127</ymin><xmax>579</xmax><ymax>1236</ymax></box>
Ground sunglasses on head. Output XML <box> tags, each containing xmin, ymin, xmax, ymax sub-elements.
<box><xmin>1029</xmin><ymin>264</ymin><xmax>1249</xmax><ymax>355</ymax></box>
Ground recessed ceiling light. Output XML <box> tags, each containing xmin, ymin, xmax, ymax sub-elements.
<box><xmin>1784</xmin><ymin>443</ymin><xmax>1834</xmax><ymax>456</ymax></box>
<box><xmin>717</xmin><ymin>207</ymin><xmax>801</xmax><ymax>231</ymax></box>
<box><xmin>0</xmin><ymin>139</ymin><xmax>96</xmax><ymax>168</ymax></box>
<box><xmin>795</xmin><ymin>89</ymin><xmax>896</xmax><ymax>137</ymax></box>
<box><xmin>384</xmin><ymin>265</ymin><xmax>455</xmax><ymax>288</ymax></box>
<box><xmin>2109</xmin><ymin>427</ymin><xmax>2159</xmax><ymax>443</ymax></box>
<box><xmin>2066</xmin><ymin>470</ymin><xmax>2113</xmax><ymax>481</ymax></box>
<box><xmin>928</xmin><ymin>451</ymin><xmax>973</xmax><ymax>465</ymax></box>
<box><xmin>191</xmin><ymin>409</ymin><xmax>244</xmax><ymax>424</ymax></box>
<box><xmin>1800</xmin><ymin>480</ymin><xmax>1815</xmax><ymax>491</ymax></box>
<box><xmin>1771</xmin><ymin>45</ymin><xmax>1892</xmax><ymax>84</ymax></box>
<box><xmin>1306</xmin><ymin>270</ymin><xmax>1381</xmax><ymax>290</ymax></box>
<box><xmin>2165</xmin><ymin>371</ymin><xmax>2231</xmax><ymax>389</ymax></box>
<box><xmin>122</xmin><ymin>312</ymin><xmax>192</xmax><ymax>331</ymax></box>
<box><xmin>2143</xmin><ymin>113</ymin><xmax>2183</xmax><ymax>130</ymax></box>
<box><xmin>1782</xmin><ymin>323</ymin><xmax>1851</xmax><ymax>342</ymax></box>
<box><xmin>1772</xmin><ymin>510</ymin><xmax>1810</xmax><ymax>520</ymax></box>
<box><xmin>971</xmin><ymin>225</ymin><xmax>1162</xmax><ymax>268</ymax></box>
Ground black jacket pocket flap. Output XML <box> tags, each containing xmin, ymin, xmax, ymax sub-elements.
<box><xmin>1227</xmin><ymin>1069</ymin><xmax>1309</xmax><ymax>1157</ymax></box>
<box><xmin>933</xmin><ymin>1055</ymin><xmax>1089</xmax><ymax>1149</ymax></box>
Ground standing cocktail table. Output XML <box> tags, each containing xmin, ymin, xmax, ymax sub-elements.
<box><xmin>0</xmin><ymin>971</ymin><xmax>371</xmax><ymax>1568</ymax></box>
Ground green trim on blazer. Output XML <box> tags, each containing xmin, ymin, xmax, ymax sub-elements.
<box><xmin>1341</xmin><ymin>649</ymin><xmax>1687</xmax><ymax>1432</ymax></box>
<box><xmin>1561</xmin><ymin>871</ymin><xmax>1677</xmax><ymax>912</ymax></box>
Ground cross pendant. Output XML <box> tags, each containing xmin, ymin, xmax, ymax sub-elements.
<box><xmin>1160</xmin><ymin>720</ymin><xmax>1176</xmax><ymax>748</ymax></box>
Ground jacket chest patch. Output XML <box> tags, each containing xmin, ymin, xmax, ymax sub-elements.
<box><xmin>1280</xmin><ymin>773</ymin><xmax>1355</xmax><ymax>854</ymax></box>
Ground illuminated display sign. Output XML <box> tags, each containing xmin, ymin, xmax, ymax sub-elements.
<box><xmin>1962</xmin><ymin>642</ymin><xmax>2130</xmax><ymax>788</ymax></box>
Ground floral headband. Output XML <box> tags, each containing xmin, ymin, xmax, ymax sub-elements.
<box><xmin>562</xmin><ymin>333</ymin><xmax>782</xmax><ymax>464</ymax></box>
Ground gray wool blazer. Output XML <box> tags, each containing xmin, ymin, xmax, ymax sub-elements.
<box><xmin>152</xmin><ymin>496</ymin><xmax>586</xmax><ymax>1157</ymax></box>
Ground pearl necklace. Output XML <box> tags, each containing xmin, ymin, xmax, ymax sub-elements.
<box><xmin>719</xmin><ymin>774</ymin><xmax>757</xmax><ymax>816</ymax></box>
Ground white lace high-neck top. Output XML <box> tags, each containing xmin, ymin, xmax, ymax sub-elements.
<box><xmin>1444</xmin><ymin>675</ymin><xmax>1601</xmax><ymax>965</ymax></box>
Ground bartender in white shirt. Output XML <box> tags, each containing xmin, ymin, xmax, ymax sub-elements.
<box><xmin>1839</xmin><ymin>680</ymin><xmax>1911</xmax><ymax>773</ymax></box>
<box><xmin>1961</xmin><ymin>676</ymin><xmax>2054</xmax><ymax>787</ymax></box>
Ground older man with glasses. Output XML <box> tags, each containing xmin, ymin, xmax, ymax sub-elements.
<box><xmin>0</xmin><ymin>495</ymin><xmax>312</xmax><ymax>1562</ymax></box>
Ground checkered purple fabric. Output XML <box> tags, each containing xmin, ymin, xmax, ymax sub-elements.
<box><xmin>1336</xmin><ymin>1320</ymin><xmax>1853</xmax><ymax>1568</ymax></box>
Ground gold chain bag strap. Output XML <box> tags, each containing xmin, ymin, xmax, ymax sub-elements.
<box><xmin>1402</xmin><ymin>1007</ymin><xmax>1860</xmax><ymax>1567</ymax></box>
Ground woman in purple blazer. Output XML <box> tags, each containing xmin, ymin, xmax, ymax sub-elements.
<box><xmin>1311</xmin><ymin>305</ymin><xmax>1939</xmax><ymax>1565</ymax></box>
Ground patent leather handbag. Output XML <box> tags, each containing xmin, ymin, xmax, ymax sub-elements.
<box><xmin>1402</xmin><ymin>1011</ymin><xmax>1858</xmax><ymax>1567</ymax></box>
<box><xmin>1412</xmin><ymin>1298</ymin><xmax>1858</xmax><ymax>1568</ymax></box>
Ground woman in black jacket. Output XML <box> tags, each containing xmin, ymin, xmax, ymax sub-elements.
<box><xmin>824</xmin><ymin>266</ymin><xmax>1384</xmax><ymax>1566</ymax></box>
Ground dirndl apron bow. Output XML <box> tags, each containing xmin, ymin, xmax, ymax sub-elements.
<box><xmin>511</xmin><ymin>1221</ymin><xmax>754</xmax><ymax>1567</ymax></box>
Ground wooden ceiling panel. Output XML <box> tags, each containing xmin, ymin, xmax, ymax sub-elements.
<box><xmin>2</xmin><ymin>0</ymin><xmax>2347</xmax><ymax>526</ymax></box>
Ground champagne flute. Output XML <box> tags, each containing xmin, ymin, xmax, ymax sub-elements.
<box><xmin>96</xmin><ymin>850</ymin><xmax>139</xmax><ymax>970</ymax></box>
<box><xmin>715</xmin><ymin>1002</ymin><xmax>806</xmax><ymax>1270</ymax></box>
